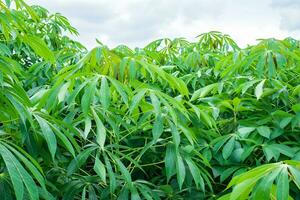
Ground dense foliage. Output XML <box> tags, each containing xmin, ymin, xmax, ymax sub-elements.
<box><xmin>1</xmin><ymin>1</ymin><xmax>300</xmax><ymax>199</ymax></box>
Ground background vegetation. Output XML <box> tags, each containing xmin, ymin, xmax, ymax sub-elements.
<box><xmin>1</xmin><ymin>0</ymin><xmax>300</xmax><ymax>199</ymax></box>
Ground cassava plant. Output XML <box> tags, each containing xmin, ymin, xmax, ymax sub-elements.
<box><xmin>0</xmin><ymin>0</ymin><xmax>300</xmax><ymax>199</ymax></box>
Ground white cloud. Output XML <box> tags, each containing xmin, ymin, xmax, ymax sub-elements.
<box><xmin>27</xmin><ymin>0</ymin><xmax>300</xmax><ymax>49</ymax></box>
<box><xmin>271</xmin><ymin>0</ymin><xmax>300</xmax><ymax>32</ymax></box>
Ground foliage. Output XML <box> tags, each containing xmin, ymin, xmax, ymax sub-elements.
<box><xmin>0</xmin><ymin>1</ymin><xmax>300</xmax><ymax>199</ymax></box>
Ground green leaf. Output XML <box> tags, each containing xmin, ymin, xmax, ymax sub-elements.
<box><xmin>100</xmin><ymin>77</ymin><xmax>110</xmax><ymax>109</ymax></box>
<box><xmin>165</xmin><ymin>144</ymin><xmax>176</xmax><ymax>181</ymax></box>
<box><xmin>289</xmin><ymin>166</ymin><xmax>300</xmax><ymax>189</ymax></box>
<box><xmin>81</xmin><ymin>78</ymin><xmax>97</xmax><ymax>116</ymax></box>
<box><xmin>130</xmin><ymin>186</ymin><xmax>141</xmax><ymax>200</ymax></box>
<box><xmin>150</xmin><ymin>92</ymin><xmax>161</xmax><ymax>114</ymax></box>
<box><xmin>185</xmin><ymin>157</ymin><xmax>204</xmax><ymax>191</ymax></box>
<box><xmin>0</xmin><ymin>144</ymin><xmax>24</xmax><ymax>200</ymax></box>
<box><xmin>108</xmin><ymin>77</ymin><xmax>129</xmax><ymax>105</ymax></box>
<box><xmin>83</xmin><ymin>117</ymin><xmax>92</xmax><ymax>139</ymax></box>
<box><xmin>93</xmin><ymin>156</ymin><xmax>106</xmax><ymax>184</ymax></box>
<box><xmin>176</xmin><ymin>153</ymin><xmax>186</xmax><ymax>190</ymax></box>
<box><xmin>277</xmin><ymin>167</ymin><xmax>289</xmax><ymax>200</ymax></box>
<box><xmin>255</xmin><ymin>79</ymin><xmax>265</xmax><ymax>100</ymax></box>
<box><xmin>279</xmin><ymin>117</ymin><xmax>292</xmax><ymax>129</ymax></box>
<box><xmin>267</xmin><ymin>53</ymin><xmax>276</xmax><ymax>78</ymax></box>
<box><xmin>237</xmin><ymin>127</ymin><xmax>255</xmax><ymax>138</ymax></box>
<box><xmin>230</xmin><ymin>177</ymin><xmax>258</xmax><ymax>200</ymax></box>
<box><xmin>114</xmin><ymin>156</ymin><xmax>133</xmax><ymax>189</ymax></box>
<box><xmin>257</xmin><ymin>126</ymin><xmax>271</xmax><ymax>138</ymax></box>
<box><xmin>23</xmin><ymin>35</ymin><xmax>55</xmax><ymax>64</ymax></box>
<box><xmin>263</xmin><ymin>144</ymin><xmax>295</xmax><ymax>161</ymax></box>
<box><xmin>129</xmin><ymin>89</ymin><xmax>147</xmax><ymax>114</ymax></box>
<box><xmin>88</xmin><ymin>185</ymin><xmax>97</xmax><ymax>200</ymax></box>
<box><xmin>252</xmin><ymin>168</ymin><xmax>281</xmax><ymax>200</ymax></box>
<box><xmin>226</xmin><ymin>163</ymin><xmax>279</xmax><ymax>199</ymax></box>
<box><xmin>57</xmin><ymin>81</ymin><xmax>70</xmax><ymax>103</ymax></box>
<box><xmin>0</xmin><ymin>144</ymin><xmax>39</xmax><ymax>200</ymax></box>
<box><xmin>50</xmin><ymin>124</ymin><xmax>75</xmax><ymax>157</ymax></box>
<box><xmin>104</xmin><ymin>154</ymin><xmax>116</xmax><ymax>193</ymax></box>
<box><xmin>35</xmin><ymin>115</ymin><xmax>57</xmax><ymax>160</ymax></box>
<box><xmin>178</xmin><ymin>124</ymin><xmax>196</xmax><ymax>145</ymax></box>
<box><xmin>138</xmin><ymin>184</ymin><xmax>154</xmax><ymax>200</ymax></box>
<box><xmin>4</xmin><ymin>143</ymin><xmax>46</xmax><ymax>189</ymax></box>
<box><xmin>222</xmin><ymin>137</ymin><xmax>235</xmax><ymax>160</ymax></box>
<box><xmin>220</xmin><ymin>166</ymin><xmax>241</xmax><ymax>182</ymax></box>
<box><xmin>152</xmin><ymin>115</ymin><xmax>163</xmax><ymax>141</ymax></box>
<box><xmin>67</xmin><ymin>147</ymin><xmax>96</xmax><ymax>175</ymax></box>
<box><xmin>191</xmin><ymin>83</ymin><xmax>218</xmax><ymax>101</ymax></box>
<box><xmin>169</xmin><ymin>121</ymin><xmax>180</xmax><ymax>147</ymax></box>
<box><xmin>239</xmin><ymin>79</ymin><xmax>260</xmax><ymax>94</ymax></box>
<box><xmin>92</xmin><ymin>108</ymin><xmax>106</xmax><ymax>149</ymax></box>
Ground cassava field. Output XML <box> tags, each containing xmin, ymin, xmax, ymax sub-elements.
<box><xmin>1</xmin><ymin>1</ymin><xmax>300</xmax><ymax>199</ymax></box>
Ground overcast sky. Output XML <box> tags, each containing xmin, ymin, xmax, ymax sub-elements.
<box><xmin>27</xmin><ymin>0</ymin><xmax>300</xmax><ymax>49</ymax></box>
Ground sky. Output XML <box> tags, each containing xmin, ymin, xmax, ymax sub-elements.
<box><xmin>27</xmin><ymin>0</ymin><xmax>300</xmax><ymax>49</ymax></box>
